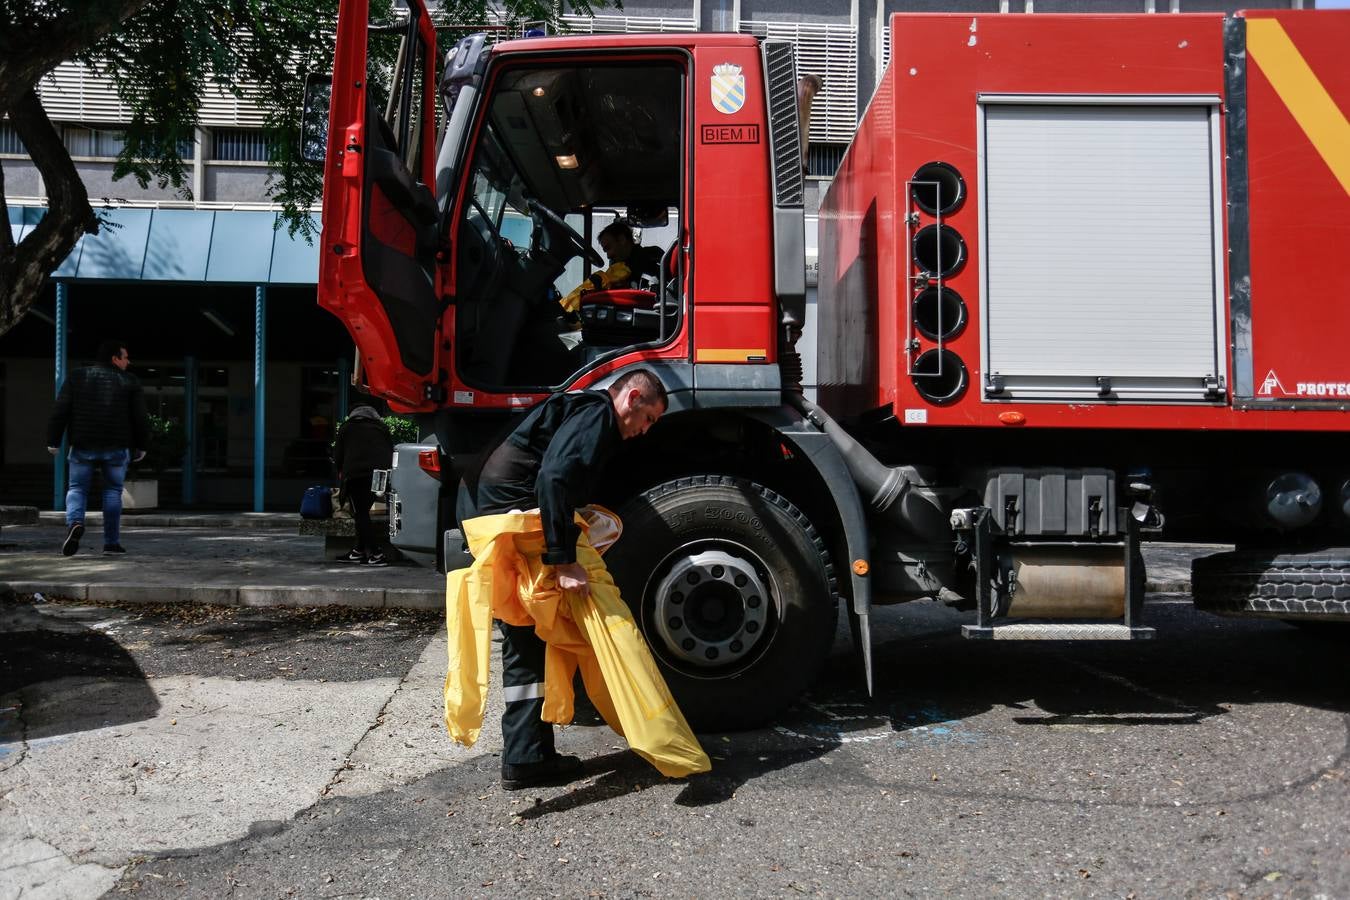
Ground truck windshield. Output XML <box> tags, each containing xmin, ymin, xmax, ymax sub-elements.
<box><xmin>453</xmin><ymin>59</ymin><xmax>685</xmax><ymax>391</ymax></box>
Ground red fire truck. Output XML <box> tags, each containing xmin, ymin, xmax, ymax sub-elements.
<box><xmin>310</xmin><ymin>4</ymin><xmax>1350</xmax><ymax>729</ymax></box>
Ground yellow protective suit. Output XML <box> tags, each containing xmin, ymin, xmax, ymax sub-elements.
<box><xmin>443</xmin><ymin>509</ymin><xmax>710</xmax><ymax>779</ymax></box>
<box><xmin>559</xmin><ymin>261</ymin><xmax>634</xmax><ymax>314</ymax></box>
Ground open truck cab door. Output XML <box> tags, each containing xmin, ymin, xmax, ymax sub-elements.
<box><xmin>317</xmin><ymin>0</ymin><xmax>444</xmax><ymax>412</ymax></box>
<box><xmin>318</xmin><ymin>3</ymin><xmax>695</xmax><ymax>412</ymax></box>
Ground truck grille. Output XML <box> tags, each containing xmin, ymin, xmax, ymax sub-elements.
<box><xmin>762</xmin><ymin>40</ymin><xmax>803</xmax><ymax>208</ymax></box>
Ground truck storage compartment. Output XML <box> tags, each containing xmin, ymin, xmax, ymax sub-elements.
<box><xmin>980</xmin><ymin>101</ymin><xmax>1225</xmax><ymax>403</ymax></box>
<box><xmin>982</xmin><ymin>467</ymin><xmax>1116</xmax><ymax>537</ymax></box>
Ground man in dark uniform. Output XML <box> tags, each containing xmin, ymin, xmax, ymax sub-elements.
<box><xmin>472</xmin><ymin>368</ymin><xmax>668</xmax><ymax>790</ymax></box>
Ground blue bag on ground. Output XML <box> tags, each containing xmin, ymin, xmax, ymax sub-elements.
<box><xmin>300</xmin><ymin>485</ymin><xmax>333</xmax><ymax>519</ymax></box>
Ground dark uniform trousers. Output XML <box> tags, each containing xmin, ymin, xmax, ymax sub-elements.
<box><xmin>497</xmin><ymin>620</ymin><xmax>554</xmax><ymax>765</ymax></box>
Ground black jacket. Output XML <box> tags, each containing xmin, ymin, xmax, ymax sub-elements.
<box><xmin>46</xmin><ymin>364</ymin><xmax>150</xmax><ymax>452</ymax></box>
<box><xmin>333</xmin><ymin>408</ymin><xmax>394</xmax><ymax>479</ymax></box>
<box><xmin>475</xmin><ymin>390</ymin><xmax>620</xmax><ymax>565</ymax></box>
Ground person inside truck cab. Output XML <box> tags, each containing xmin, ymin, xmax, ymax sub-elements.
<box><xmin>557</xmin><ymin>221</ymin><xmax>663</xmax><ymax>319</ymax></box>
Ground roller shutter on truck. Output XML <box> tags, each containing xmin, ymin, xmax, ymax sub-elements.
<box><xmin>978</xmin><ymin>98</ymin><xmax>1227</xmax><ymax>403</ymax></box>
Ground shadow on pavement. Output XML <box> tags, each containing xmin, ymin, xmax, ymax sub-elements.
<box><xmin>527</xmin><ymin>601</ymin><xmax>1350</xmax><ymax>810</ymax></box>
<box><xmin>0</xmin><ymin>598</ymin><xmax>160</xmax><ymax>743</ymax></box>
<box><xmin>743</xmin><ymin>601</ymin><xmax>1349</xmax><ymax>778</ymax></box>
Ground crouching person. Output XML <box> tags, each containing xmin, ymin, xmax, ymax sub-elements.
<box><xmin>443</xmin><ymin>369</ymin><xmax>710</xmax><ymax>790</ymax></box>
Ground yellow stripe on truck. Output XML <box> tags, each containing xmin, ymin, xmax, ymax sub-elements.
<box><xmin>695</xmin><ymin>348</ymin><xmax>767</xmax><ymax>363</ymax></box>
<box><xmin>1246</xmin><ymin>18</ymin><xmax>1350</xmax><ymax>197</ymax></box>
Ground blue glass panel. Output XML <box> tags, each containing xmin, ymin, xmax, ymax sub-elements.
<box><xmin>267</xmin><ymin>214</ymin><xmax>320</xmax><ymax>284</ymax></box>
<box><xmin>205</xmin><ymin>211</ymin><xmax>277</xmax><ymax>283</ymax></box>
<box><xmin>53</xmin><ymin>235</ymin><xmax>84</xmax><ymax>278</ymax></box>
<box><xmin>11</xmin><ymin>205</ymin><xmax>46</xmax><ymax>244</ymax></box>
<box><xmin>74</xmin><ymin>207</ymin><xmax>153</xmax><ymax>280</ymax></box>
<box><xmin>142</xmin><ymin>209</ymin><xmax>214</xmax><ymax>280</ymax></box>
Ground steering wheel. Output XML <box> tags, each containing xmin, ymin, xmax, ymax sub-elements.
<box><xmin>527</xmin><ymin>198</ymin><xmax>603</xmax><ymax>267</ymax></box>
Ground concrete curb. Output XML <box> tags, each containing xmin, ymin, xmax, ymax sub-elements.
<box><xmin>1146</xmin><ymin>580</ymin><xmax>1191</xmax><ymax>593</ymax></box>
<box><xmin>34</xmin><ymin>511</ymin><xmax>297</xmax><ymax>529</ymax></box>
<box><xmin>4</xmin><ymin>580</ymin><xmax>442</xmax><ymax>611</ymax></box>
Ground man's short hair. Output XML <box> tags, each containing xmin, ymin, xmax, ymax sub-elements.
<box><xmin>95</xmin><ymin>340</ymin><xmax>127</xmax><ymax>366</ymax></box>
<box><xmin>598</xmin><ymin>221</ymin><xmax>635</xmax><ymax>244</ymax></box>
<box><xmin>609</xmin><ymin>368</ymin><xmax>668</xmax><ymax>410</ymax></box>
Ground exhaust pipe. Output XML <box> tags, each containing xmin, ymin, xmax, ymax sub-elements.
<box><xmin>796</xmin><ymin>74</ymin><xmax>823</xmax><ymax>170</ymax></box>
<box><xmin>785</xmin><ymin>392</ymin><xmax>950</xmax><ymax>540</ymax></box>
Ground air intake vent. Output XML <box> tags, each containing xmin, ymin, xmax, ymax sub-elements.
<box><xmin>762</xmin><ymin>40</ymin><xmax>804</xmax><ymax>208</ymax></box>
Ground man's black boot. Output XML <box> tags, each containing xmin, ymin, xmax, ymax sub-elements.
<box><xmin>500</xmin><ymin>754</ymin><xmax>585</xmax><ymax>791</ymax></box>
<box><xmin>62</xmin><ymin>523</ymin><xmax>84</xmax><ymax>557</ymax></box>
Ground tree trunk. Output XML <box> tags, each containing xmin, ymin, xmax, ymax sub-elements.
<box><xmin>0</xmin><ymin>90</ymin><xmax>100</xmax><ymax>337</ymax></box>
<box><xmin>0</xmin><ymin>0</ymin><xmax>155</xmax><ymax>336</ymax></box>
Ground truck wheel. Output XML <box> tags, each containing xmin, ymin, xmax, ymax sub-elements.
<box><xmin>608</xmin><ymin>475</ymin><xmax>837</xmax><ymax>732</ymax></box>
<box><xmin>1191</xmin><ymin>548</ymin><xmax>1350</xmax><ymax>621</ymax></box>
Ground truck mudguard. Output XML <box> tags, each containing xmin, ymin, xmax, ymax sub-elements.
<box><xmin>747</xmin><ymin>405</ymin><xmax>874</xmax><ymax>693</ymax></box>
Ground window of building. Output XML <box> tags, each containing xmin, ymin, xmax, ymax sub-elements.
<box><xmin>136</xmin><ymin>365</ymin><xmax>230</xmax><ymax>471</ymax></box>
<box><xmin>212</xmin><ymin>128</ymin><xmax>270</xmax><ymax>162</ymax></box>
<box><xmin>64</xmin><ymin>125</ymin><xmax>126</xmax><ymax>158</ymax></box>
<box><xmin>807</xmin><ymin>143</ymin><xmax>846</xmax><ymax>178</ymax></box>
<box><xmin>62</xmin><ymin>125</ymin><xmax>194</xmax><ymax>159</ymax></box>
<box><xmin>0</xmin><ymin>123</ymin><xmax>25</xmax><ymax>154</ymax></box>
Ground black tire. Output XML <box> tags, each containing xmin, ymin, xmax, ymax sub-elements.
<box><xmin>607</xmin><ymin>475</ymin><xmax>837</xmax><ymax>731</ymax></box>
<box><xmin>1191</xmin><ymin>548</ymin><xmax>1350</xmax><ymax>621</ymax></box>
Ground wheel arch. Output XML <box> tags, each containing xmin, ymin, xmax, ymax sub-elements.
<box><xmin>597</xmin><ymin>405</ymin><xmax>873</xmax><ymax>621</ymax></box>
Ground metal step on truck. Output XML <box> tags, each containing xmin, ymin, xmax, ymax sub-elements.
<box><xmin>305</xmin><ymin>3</ymin><xmax>1350</xmax><ymax>730</ymax></box>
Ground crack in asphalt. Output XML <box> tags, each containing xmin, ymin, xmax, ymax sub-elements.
<box><xmin>319</xmin><ymin>635</ymin><xmax>433</xmax><ymax>799</ymax></box>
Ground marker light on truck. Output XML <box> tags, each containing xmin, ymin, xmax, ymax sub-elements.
<box><xmin>417</xmin><ymin>449</ymin><xmax>442</xmax><ymax>481</ymax></box>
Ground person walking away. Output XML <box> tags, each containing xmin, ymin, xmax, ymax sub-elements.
<box><xmin>332</xmin><ymin>405</ymin><xmax>394</xmax><ymax>566</ymax></box>
<box><xmin>447</xmin><ymin>368</ymin><xmax>708</xmax><ymax>790</ymax></box>
<box><xmin>45</xmin><ymin>340</ymin><xmax>150</xmax><ymax>556</ymax></box>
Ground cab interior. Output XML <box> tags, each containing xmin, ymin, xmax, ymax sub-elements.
<box><xmin>453</xmin><ymin>60</ymin><xmax>685</xmax><ymax>390</ymax></box>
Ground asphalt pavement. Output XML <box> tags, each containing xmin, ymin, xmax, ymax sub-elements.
<box><xmin>2</xmin><ymin>592</ymin><xmax>1345</xmax><ymax>899</ymax></box>
<box><xmin>3</xmin><ymin>517</ymin><xmax>1345</xmax><ymax>897</ymax></box>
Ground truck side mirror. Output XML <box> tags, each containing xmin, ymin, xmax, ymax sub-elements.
<box><xmin>300</xmin><ymin>73</ymin><xmax>333</xmax><ymax>164</ymax></box>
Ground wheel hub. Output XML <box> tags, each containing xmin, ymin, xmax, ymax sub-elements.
<box><xmin>651</xmin><ymin>548</ymin><xmax>769</xmax><ymax>667</ymax></box>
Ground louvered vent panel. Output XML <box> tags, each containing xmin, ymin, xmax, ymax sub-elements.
<box><xmin>558</xmin><ymin>14</ymin><xmax>697</xmax><ymax>34</ymax></box>
<box><xmin>199</xmin><ymin>82</ymin><xmax>268</xmax><ymax>128</ymax></box>
<box><xmin>38</xmin><ymin>62</ymin><xmax>129</xmax><ymax>123</ymax></box>
<box><xmin>40</xmin><ymin>61</ymin><xmax>268</xmax><ymax>128</ymax></box>
<box><xmin>739</xmin><ymin>21</ymin><xmax>857</xmax><ymax>144</ymax></box>
<box><xmin>879</xmin><ymin>21</ymin><xmax>892</xmax><ymax>84</ymax></box>
<box><xmin>762</xmin><ymin>40</ymin><xmax>803</xmax><ymax>207</ymax></box>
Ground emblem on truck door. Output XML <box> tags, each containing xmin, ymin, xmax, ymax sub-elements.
<box><xmin>711</xmin><ymin>63</ymin><xmax>746</xmax><ymax>114</ymax></box>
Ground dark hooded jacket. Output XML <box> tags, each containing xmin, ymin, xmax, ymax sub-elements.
<box><xmin>333</xmin><ymin>406</ymin><xmax>394</xmax><ymax>478</ymax></box>
<box><xmin>46</xmin><ymin>364</ymin><xmax>150</xmax><ymax>452</ymax></box>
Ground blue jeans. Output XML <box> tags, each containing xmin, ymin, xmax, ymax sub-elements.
<box><xmin>67</xmin><ymin>448</ymin><xmax>130</xmax><ymax>545</ymax></box>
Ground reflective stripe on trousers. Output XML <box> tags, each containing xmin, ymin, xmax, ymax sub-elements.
<box><xmin>497</xmin><ymin>620</ymin><xmax>554</xmax><ymax>765</ymax></box>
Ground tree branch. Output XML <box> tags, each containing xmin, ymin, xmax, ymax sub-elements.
<box><xmin>0</xmin><ymin>88</ymin><xmax>99</xmax><ymax>336</ymax></box>
<box><xmin>0</xmin><ymin>0</ymin><xmax>155</xmax><ymax>114</ymax></box>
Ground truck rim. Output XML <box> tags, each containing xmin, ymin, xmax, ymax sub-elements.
<box><xmin>645</xmin><ymin>540</ymin><xmax>776</xmax><ymax>675</ymax></box>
